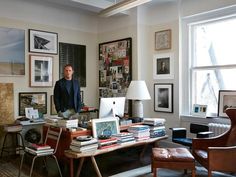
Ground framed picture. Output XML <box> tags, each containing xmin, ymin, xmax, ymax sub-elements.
<box><xmin>19</xmin><ymin>92</ymin><xmax>47</xmax><ymax>116</ymax></box>
<box><xmin>59</xmin><ymin>42</ymin><xmax>86</xmax><ymax>87</ymax></box>
<box><xmin>153</xmin><ymin>53</ymin><xmax>174</xmax><ymax>79</ymax></box>
<box><xmin>155</xmin><ymin>29</ymin><xmax>171</xmax><ymax>50</ymax></box>
<box><xmin>192</xmin><ymin>104</ymin><xmax>207</xmax><ymax>117</ymax></box>
<box><xmin>29</xmin><ymin>29</ymin><xmax>58</xmax><ymax>54</ymax></box>
<box><xmin>218</xmin><ymin>90</ymin><xmax>236</xmax><ymax>117</ymax></box>
<box><xmin>99</xmin><ymin>38</ymin><xmax>132</xmax><ymax>115</ymax></box>
<box><xmin>154</xmin><ymin>83</ymin><xmax>173</xmax><ymax>113</ymax></box>
<box><xmin>91</xmin><ymin>117</ymin><xmax>120</xmax><ymax>138</ymax></box>
<box><xmin>29</xmin><ymin>55</ymin><xmax>53</xmax><ymax>87</ymax></box>
<box><xmin>50</xmin><ymin>95</ymin><xmax>57</xmax><ymax>115</ymax></box>
<box><xmin>0</xmin><ymin>27</ymin><xmax>25</xmax><ymax>76</ymax></box>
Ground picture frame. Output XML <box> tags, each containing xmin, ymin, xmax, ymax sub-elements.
<box><xmin>29</xmin><ymin>55</ymin><xmax>53</xmax><ymax>87</ymax></box>
<box><xmin>218</xmin><ymin>90</ymin><xmax>236</xmax><ymax>117</ymax></box>
<box><xmin>19</xmin><ymin>92</ymin><xmax>47</xmax><ymax>116</ymax></box>
<box><xmin>192</xmin><ymin>104</ymin><xmax>207</xmax><ymax>117</ymax></box>
<box><xmin>153</xmin><ymin>53</ymin><xmax>174</xmax><ymax>79</ymax></box>
<box><xmin>155</xmin><ymin>29</ymin><xmax>171</xmax><ymax>50</ymax></box>
<box><xmin>154</xmin><ymin>83</ymin><xmax>173</xmax><ymax>113</ymax></box>
<box><xmin>91</xmin><ymin>117</ymin><xmax>120</xmax><ymax>138</ymax></box>
<box><xmin>29</xmin><ymin>29</ymin><xmax>58</xmax><ymax>54</ymax></box>
<box><xmin>50</xmin><ymin>95</ymin><xmax>57</xmax><ymax>115</ymax></box>
<box><xmin>59</xmin><ymin>42</ymin><xmax>86</xmax><ymax>87</ymax></box>
<box><xmin>0</xmin><ymin>27</ymin><xmax>25</xmax><ymax>76</ymax></box>
<box><xmin>99</xmin><ymin>38</ymin><xmax>132</xmax><ymax>115</ymax></box>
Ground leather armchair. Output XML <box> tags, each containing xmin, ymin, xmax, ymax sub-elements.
<box><xmin>192</xmin><ymin>108</ymin><xmax>236</xmax><ymax>177</ymax></box>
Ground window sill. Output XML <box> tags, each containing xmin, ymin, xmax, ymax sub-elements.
<box><xmin>180</xmin><ymin>115</ymin><xmax>231</xmax><ymax>124</ymax></box>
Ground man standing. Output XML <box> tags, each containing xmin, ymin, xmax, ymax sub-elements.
<box><xmin>53</xmin><ymin>64</ymin><xmax>81</xmax><ymax>118</ymax></box>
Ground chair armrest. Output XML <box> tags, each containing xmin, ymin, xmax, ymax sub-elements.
<box><xmin>192</xmin><ymin>137</ymin><xmax>228</xmax><ymax>150</ymax></box>
<box><xmin>197</xmin><ymin>131</ymin><xmax>214</xmax><ymax>138</ymax></box>
<box><xmin>169</xmin><ymin>127</ymin><xmax>187</xmax><ymax>139</ymax></box>
<box><xmin>208</xmin><ymin>146</ymin><xmax>236</xmax><ymax>171</ymax></box>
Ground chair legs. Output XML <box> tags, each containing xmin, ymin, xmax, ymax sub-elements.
<box><xmin>18</xmin><ymin>154</ymin><xmax>62</xmax><ymax>177</ymax></box>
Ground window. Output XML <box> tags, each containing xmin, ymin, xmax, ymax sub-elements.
<box><xmin>189</xmin><ymin>16</ymin><xmax>236</xmax><ymax>116</ymax></box>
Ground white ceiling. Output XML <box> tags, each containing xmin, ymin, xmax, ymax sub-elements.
<box><xmin>36</xmin><ymin>0</ymin><xmax>178</xmax><ymax>15</ymax></box>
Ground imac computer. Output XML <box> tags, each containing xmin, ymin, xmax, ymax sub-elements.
<box><xmin>99</xmin><ymin>97</ymin><xmax>126</xmax><ymax>119</ymax></box>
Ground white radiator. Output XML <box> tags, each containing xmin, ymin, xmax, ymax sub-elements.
<box><xmin>208</xmin><ymin>123</ymin><xmax>230</xmax><ymax>137</ymax></box>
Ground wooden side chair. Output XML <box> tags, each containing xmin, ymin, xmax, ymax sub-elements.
<box><xmin>18</xmin><ymin>126</ymin><xmax>63</xmax><ymax>177</ymax></box>
<box><xmin>192</xmin><ymin>108</ymin><xmax>236</xmax><ymax>177</ymax></box>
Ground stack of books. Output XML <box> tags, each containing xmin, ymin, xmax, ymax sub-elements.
<box><xmin>128</xmin><ymin>125</ymin><xmax>150</xmax><ymax>141</ymax></box>
<box><xmin>57</xmin><ymin>119</ymin><xmax>78</xmax><ymax>128</ymax></box>
<box><xmin>98</xmin><ymin>137</ymin><xmax>118</xmax><ymax>149</ymax></box>
<box><xmin>70</xmin><ymin>137</ymin><xmax>98</xmax><ymax>153</ymax></box>
<box><xmin>143</xmin><ymin>118</ymin><xmax>166</xmax><ymax>138</ymax></box>
<box><xmin>112</xmin><ymin>132</ymin><xmax>136</xmax><ymax>145</ymax></box>
<box><xmin>25</xmin><ymin>143</ymin><xmax>54</xmax><ymax>155</ymax></box>
<box><xmin>4</xmin><ymin>123</ymin><xmax>23</xmax><ymax>132</ymax></box>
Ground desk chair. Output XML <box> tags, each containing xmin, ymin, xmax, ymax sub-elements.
<box><xmin>1</xmin><ymin>124</ymin><xmax>24</xmax><ymax>158</ymax></box>
<box><xmin>18</xmin><ymin>126</ymin><xmax>63</xmax><ymax>177</ymax></box>
<box><xmin>170</xmin><ymin>123</ymin><xmax>213</xmax><ymax>148</ymax></box>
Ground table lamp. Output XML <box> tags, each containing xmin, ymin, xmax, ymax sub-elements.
<box><xmin>126</xmin><ymin>80</ymin><xmax>151</xmax><ymax>119</ymax></box>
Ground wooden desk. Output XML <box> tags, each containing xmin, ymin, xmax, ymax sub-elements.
<box><xmin>65</xmin><ymin>135</ymin><xmax>168</xmax><ymax>177</ymax></box>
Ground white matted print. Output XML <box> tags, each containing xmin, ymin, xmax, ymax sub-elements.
<box><xmin>153</xmin><ymin>53</ymin><xmax>174</xmax><ymax>79</ymax></box>
<box><xmin>192</xmin><ymin>104</ymin><xmax>207</xmax><ymax>117</ymax></box>
<box><xmin>30</xmin><ymin>55</ymin><xmax>53</xmax><ymax>87</ymax></box>
<box><xmin>29</xmin><ymin>29</ymin><xmax>58</xmax><ymax>54</ymax></box>
<box><xmin>91</xmin><ymin>117</ymin><xmax>120</xmax><ymax>138</ymax></box>
<box><xmin>154</xmin><ymin>83</ymin><xmax>173</xmax><ymax>113</ymax></box>
<box><xmin>218</xmin><ymin>90</ymin><xmax>236</xmax><ymax>117</ymax></box>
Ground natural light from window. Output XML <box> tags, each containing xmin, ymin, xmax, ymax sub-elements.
<box><xmin>191</xmin><ymin>17</ymin><xmax>236</xmax><ymax>116</ymax></box>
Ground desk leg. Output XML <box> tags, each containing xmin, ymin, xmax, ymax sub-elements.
<box><xmin>76</xmin><ymin>157</ymin><xmax>85</xmax><ymax>177</ymax></box>
<box><xmin>91</xmin><ymin>156</ymin><xmax>102</xmax><ymax>177</ymax></box>
<box><xmin>70</xmin><ymin>158</ymin><xmax>74</xmax><ymax>177</ymax></box>
<box><xmin>140</xmin><ymin>144</ymin><xmax>147</xmax><ymax>159</ymax></box>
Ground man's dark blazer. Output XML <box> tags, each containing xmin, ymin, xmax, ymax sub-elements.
<box><xmin>53</xmin><ymin>78</ymin><xmax>81</xmax><ymax>113</ymax></box>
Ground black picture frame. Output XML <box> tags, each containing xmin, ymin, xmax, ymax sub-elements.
<box><xmin>154</xmin><ymin>83</ymin><xmax>173</xmax><ymax>113</ymax></box>
<box><xmin>98</xmin><ymin>38</ymin><xmax>132</xmax><ymax>115</ymax></box>
<box><xmin>59</xmin><ymin>42</ymin><xmax>86</xmax><ymax>87</ymax></box>
<box><xmin>218</xmin><ymin>90</ymin><xmax>236</xmax><ymax>117</ymax></box>
<box><xmin>19</xmin><ymin>92</ymin><xmax>47</xmax><ymax>116</ymax></box>
<box><xmin>29</xmin><ymin>29</ymin><xmax>58</xmax><ymax>55</ymax></box>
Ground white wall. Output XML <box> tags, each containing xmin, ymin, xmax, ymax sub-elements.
<box><xmin>0</xmin><ymin>0</ymin><xmax>98</xmax><ymax>118</ymax></box>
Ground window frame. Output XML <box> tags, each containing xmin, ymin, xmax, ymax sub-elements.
<box><xmin>181</xmin><ymin>6</ymin><xmax>236</xmax><ymax>116</ymax></box>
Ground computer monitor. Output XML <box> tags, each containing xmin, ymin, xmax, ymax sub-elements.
<box><xmin>99</xmin><ymin>97</ymin><xmax>126</xmax><ymax>119</ymax></box>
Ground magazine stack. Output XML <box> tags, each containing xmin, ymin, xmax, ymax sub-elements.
<box><xmin>98</xmin><ymin>137</ymin><xmax>118</xmax><ymax>149</ymax></box>
<box><xmin>25</xmin><ymin>143</ymin><xmax>54</xmax><ymax>155</ymax></box>
<box><xmin>143</xmin><ymin>118</ymin><xmax>166</xmax><ymax>138</ymax></box>
<box><xmin>57</xmin><ymin>119</ymin><xmax>78</xmax><ymax>128</ymax></box>
<box><xmin>70</xmin><ymin>137</ymin><xmax>98</xmax><ymax>153</ymax></box>
<box><xmin>128</xmin><ymin>125</ymin><xmax>150</xmax><ymax>141</ymax></box>
<box><xmin>112</xmin><ymin>132</ymin><xmax>136</xmax><ymax>145</ymax></box>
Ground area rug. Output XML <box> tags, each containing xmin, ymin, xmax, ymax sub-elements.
<box><xmin>110</xmin><ymin>165</ymin><xmax>235</xmax><ymax>177</ymax></box>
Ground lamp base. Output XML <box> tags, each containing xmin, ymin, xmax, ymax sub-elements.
<box><xmin>132</xmin><ymin>100</ymin><xmax>143</xmax><ymax>118</ymax></box>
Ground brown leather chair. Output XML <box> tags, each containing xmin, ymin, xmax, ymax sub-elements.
<box><xmin>192</xmin><ymin>108</ymin><xmax>236</xmax><ymax>177</ymax></box>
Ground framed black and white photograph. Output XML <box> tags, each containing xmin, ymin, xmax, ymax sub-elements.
<box><xmin>91</xmin><ymin>117</ymin><xmax>120</xmax><ymax>138</ymax></box>
<box><xmin>29</xmin><ymin>29</ymin><xmax>58</xmax><ymax>54</ymax></box>
<box><xmin>192</xmin><ymin>104</ymin><xmax>207</xmax><ymax>117</ymax></box>
<box><xmin>19</xmin><ymin>92</ymin><xmax>47</xmax><ymax>116</ymax></box>
<box><xmin>155</xmin><ymin>29</ymin><xmax>171</xmax><ymax>50</ymax></box>
<box><xmin>154</xmin><ymin>83</ymin><xmax>173</xmax><ymax>113</ymax></box>
<box><xmin>218</xmin><ymin>90</ymin><xmax>236</xmax><ymax>117</ymax></box>
<box><xmin>153</xmin><ymin>53</ymin><xmax>174</xmax><ymax>79</ymax></box>
<box><xmin>29</xmin><ymin>55</ymin><xmax>53</xmax><ymax>87</ymax></box>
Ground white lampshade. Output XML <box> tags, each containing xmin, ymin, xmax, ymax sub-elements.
<box><xmin>126</xmin><ymin>80</ymin><xmax>151</xmax><ymax>100</ymax></box>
